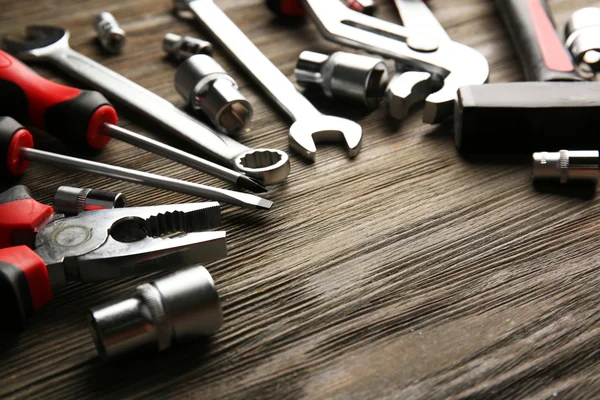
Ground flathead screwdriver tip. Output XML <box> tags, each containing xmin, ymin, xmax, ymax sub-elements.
<box><xmin>257</xmin><ymin>199</ymin><xmax>274</xmax><ymax>210</ymax></box>
<box><xmin>237</xmin><ymin>175</ymin><xmax>268</xmax><ymax>193</ymax></box>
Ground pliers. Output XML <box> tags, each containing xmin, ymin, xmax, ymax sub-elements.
<box><xmin>0</xmin><ymin>185</ymin><xmax>227</xmax><ymax>332</ymax></box>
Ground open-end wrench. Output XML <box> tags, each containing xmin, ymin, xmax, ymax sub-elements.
<box><xmin>300</xmin><ymin>0</ymin><xmax>489</xmax><ymax>124</ymax></box>
<box><xmin>3</xmin><ymin>26</ymin><xmax>290</xmax><ymax>185</ymax></box>
<box><xmin>174</xmin><ymin>0</ymin><xmax>362</xmax><ymax>162</ymax></box>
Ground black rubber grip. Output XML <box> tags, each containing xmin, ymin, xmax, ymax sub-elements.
<box><xmin>0</xmin><ymin>261</ymin><xmax>33</xmax><ymax>332</ymax></box>
<box><xmin>495</xmin><ymin>0</ymin><xmax>581</xmax><ymax>82</ymax></box>
<box><xmin>455</xmin><ymin>82</ymin><xmax>600</xmax><ymax>154</ymax></box>
<box><xmin>0</xmin><ymin>79</ymin><xmax>30</xmax><ymax>124</ymax></box>
<box><xmin>44</xmin><ymin>91</ymin><xmax>111</xmax><ymax>148</ymax></box>
<box><xmin>266</xmin><ymin>0</ymin><xmax>305</xmax><ymax>17</ymax></box>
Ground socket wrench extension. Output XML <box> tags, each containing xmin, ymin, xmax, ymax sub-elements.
<box><xmin>89</xmin><ymin>265</ymin><xmax>222</xmax><ymax>359</ymax></box>
<box><xmin>175</xmin><ymin>0</ymin><xmax>362</xmax><ymax>162</ymax></box>
<box><xmin>175</xmin><ymin>55</ymin><xmax>252</xmax><ymax>135</ymax></box>
<box><xmin>295</xmin><ymin>51</ymin><xmax>389</xmax><ymax>108</ymax></box>
<box><xmin>163</xmin><ymin>33</ymin><xmax>213</xmax><ymax>61</ymax></box>
<box><xmin>3</xmin><ymin>26</ymin><xmax>289</xmax><ymax>185</ymax></box>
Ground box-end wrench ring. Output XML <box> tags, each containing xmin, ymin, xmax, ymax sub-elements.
<box><xmin>175</xmin><ymin>0</ymin><xmax>363</xmax><ymax>162</ymax></box>
<box><xmin>3</xmin><ymin>26</ymin><xmax>290</xmax><ymax>185</ymax></box>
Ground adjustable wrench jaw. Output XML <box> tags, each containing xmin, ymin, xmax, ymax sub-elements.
<box><xmin>3</xmin><ymin>25</ymin><xmax>70</xmax><ymax>60</ymax></box>
<box><xmin>302</xmin><ymin>0</ymin><xmax>490</xmax><ymax>123</ymax></box>
<box><xmin>289</xmin><ymin>116</ymin><xmax>363</xmax><ymax>161</ymax></box>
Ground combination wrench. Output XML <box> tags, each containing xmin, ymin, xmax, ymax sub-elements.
<box><xmin>3</xmin><ymin>26</ymin><xmax>290</xmax><ymax>185</ymax></box>
<box><xmin>175</xmin><ymin>0</ymin><xmax>363</xmax><ymax>162</ymax></box>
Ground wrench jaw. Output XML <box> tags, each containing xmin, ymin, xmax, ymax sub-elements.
<box><xmin>386</xmin><ymin>71</ymin><xmax>436</xmax><ymax>120</ymax></box>
<box><xmin>289</xmin><ymin>116</ymin><xmax>363</xmax><ymax>162</ymax></box>
<box><xmin>234</xmin><ymin>149</ymin><xmax>290</xmax><ymax>186</ymax></box>
<box><xmin>3</xmin><ymin>25</ymin><xmax>70</xmax><ymax>60</ymax></box>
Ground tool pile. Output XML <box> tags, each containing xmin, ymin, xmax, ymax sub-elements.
<box><xmin>1</xmin><ymin>0</ymin><xmax>598</xmax><ymax>360</ymax></box>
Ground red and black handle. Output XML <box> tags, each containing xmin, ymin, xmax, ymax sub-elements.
<box><xmin>0</xmin><ymin>116</ymin><xmax>34</xmax><ymax>177</ymax></box>
<box><xmin>266</xmin><ymin>0</ymin><xmax>305</xmax><ymax>17</ymax></box>
<box><xmin>495</xmin><ymin>0</ymin><xmax>582</xmax><ymax>82</ymax></box>
<box><xmin>0</xmin><ymin>185</ymin><xmax>53</xmax><ymax>332</ymax></box>
<box><xmin>0</xmin><ymin>50</ymin><xmax>117</xmax><ymax>149</ymax></box>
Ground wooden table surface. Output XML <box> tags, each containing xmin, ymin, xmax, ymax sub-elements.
<box><xmin>2</xmin><ymin>0</ymin><xmax>600</xmax><ymax>398</ymax></box>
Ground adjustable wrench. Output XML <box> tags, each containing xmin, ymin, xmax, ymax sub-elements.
<box><xmin>301</xmin><ymin>0</ymin><xmax>490</xmax><ymax>124</ymax></box>
<box><xmin>3</xmin><ymin>26</ymin><xmax>290</xmax><ymax>185</ymax></box>
<box><xmin>175</xmin><ymin>0</ymin><xmax>363</xmax><ymax>162</ymax></box>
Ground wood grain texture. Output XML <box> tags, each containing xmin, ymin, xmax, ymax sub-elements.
<box><xmin>1</xmin><ymin>0</ymin><xmax>600</xmax><ymax>398</ymax></box>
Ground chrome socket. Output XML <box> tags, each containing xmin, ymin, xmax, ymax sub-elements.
<box><xmin>95</xmin><ymin>12</ymin><xmax>126</xmax><ymax>54</ymax></box>
<box><xmin>532</xmin><ymin>150</ymin><xmax>600</xmax><ymax>184</ymax></box>
<box><xmin>163</xmin><ymin>33</ymin><xmax>213</xmax><ymax>62</ymax></box>
<box><xmin>53</xmin><ymin>186</ymin><xmax>127</xmax><ymax>216</ymax></box>
<box><xmin>295</xmin><ymin>51</ymin><xmax>389</xmax><ymax>108</ymax></box>
<box><xmin>175</xmin><ymin>55</ymin><xmax>252</xmax><ymax>135</ymax></box>
<box><xmin>88</xmin><ymin>265</ymin><xmax>223</xmax><ymax>360</ymax></box>
<box><xmin>565</xmin><ymin>8</ymin><xmax>600</xmax><ymax>71</ymax></box>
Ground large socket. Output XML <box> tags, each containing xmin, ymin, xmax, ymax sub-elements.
<box><xmin>175</xmin><ymin>55</ymin><xmax>252</xmax><ymax>135</ymax></box>
<box><xmin>88</xmin><ymin>265</ymin><xmax>222</xmax><ymax>360</ymax></box>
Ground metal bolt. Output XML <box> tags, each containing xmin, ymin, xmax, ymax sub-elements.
<box><xmin>532</xmin><ymin>150</ymin><xmax>600</xmax><ymax>184</ymax></box>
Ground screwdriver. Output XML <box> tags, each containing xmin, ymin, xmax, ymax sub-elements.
<box><xmin>0</xmin><ymin>50</ymin><xmax>266</xmax><ymax>194</ymax></box>
<box><xmin>0</xmin><ymin>117</ymin><xmax>273</xmax><ymax>210</ymax></box>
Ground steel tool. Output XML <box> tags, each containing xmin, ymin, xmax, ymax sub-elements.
<box><xmin>3</xmin><ymin>26</ymin><xmax>289</xmax><ymax>185</ymax></box>
<box><xmin>175</xmin><ymin>0</ymin><xmax>363</xmax><ymax>162</ymax></box>
<box><xmin>0</xmin><ymin>49</ymin><xmax>266</xmax><ymax>193</ymax></box>
<box><xmin>532</xmin><ymin>150</ymin><xmax>600</xmax><ymax>184</ymax></box>
<box><xmin>454</xmin><ymin>0</ymin><xmax>600</xmax><ymax>154</ymax></box>
<box><xmin>95</xmin><ymin>12</ymin><xmax>126</xmax><ymax>54</ymax></box>
<box><xmin>266</xmin><ymin>0</ymin><xmax>376</xmax><ymax>17</ymax></box>
<box><xmin>295</xmin><ymin>51</ymin><xmax>389</xmax><ymax>108</ymax></box>
<box><xmin>565</xmin><ymin>8</ymin><xmax>600</xmax><ymax>72</ymax></box>
<box><xmin>298</xmin><ymin>0</ymin><xmax>489</xmax><ymax>123</ymax></box>
<box><xmin>0</xmin><ymin>117</ymin><xmax>273</xmax><ymax>209</ymax></box>
<box><xmin>0</xmin><ymin>185</ymin><xmax>227</xmax><ymax>332</ymax></box>
<box><xmin>89</xmin><ymin>264</ymin><xmax>222</xmax><ymax>359</ymax></box>
<box><xmin>163</xmin><ymin>33</ymin><xmax>213</xmax><ymax>61</ymax></box>
<box><xmin>53</xmin><ymin>186</ymin><xmax>127</xmax><ymax>216</ymax></box>
<box><xmin>175</xmin><ymin>55</ymin><xmax>252</xmax><ymax>135</ymax></box>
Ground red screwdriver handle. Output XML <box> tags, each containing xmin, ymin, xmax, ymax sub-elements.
<box><xmin>0</xmin><ymin>116</ymin><xmax>34</xmax><ymax>177</ymax></box>
<box><xmin>0</xmin><ymin>50</ymin><xmax>117</xmax><ymax>149</ymax></box>
<box><xmin>0</xmin><ymin>185</ymin><xmax>53</xmax><ymax>332</ymax></box>
<box><xmin>495</xmin><ymin>0</ymin><xmax>582</xmax><ymax>82</ymax></box>
<box><xmin>266</xmin><ymin>0</ymin><xmax>305</xmax><ymax>17</ymax></box>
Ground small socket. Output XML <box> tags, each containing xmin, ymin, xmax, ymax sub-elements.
<box><xmin>346</xmin><ymin>0</ymin><xmax>376</xmax><ymax>15</ymax></box>
<box><xmin>163</xmin><ymin>33</ymin><xmax>213</xmax><ymax>62</ymax></box>
<box><xmin>53</xmin><ymin>186</ymin><xmax>127</xmax><ymax>216</ymax></box>
<box><xmin>295</xmin><ymin>51</ymin><xmax>389</xmax><ymax>108</ymax></box>
<box><xmin>88</xmin><ymin>265</ymin><xmax>222</xmax><ymax>360</ymax></box>
<box><xmin>175</xmin><ymin>55</ymin><xmax>252</xmax><ymax>135</ymax></box>
<box><xmin>95</xmin><ymin>12</ymin><xmax>126</xmax><ymax>54</ymax></box>
<box><xmin>565</xmin><ymin>8</ymin><xmax>600</xmax><ymax>71</ymax></box>
<box><xmin>532</xmin><ymin>150</ymin><xmax>600</xmax><ymax>184</ymax></box>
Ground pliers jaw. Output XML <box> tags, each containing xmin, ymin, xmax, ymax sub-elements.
<box><xmin>35</xmin><ymin>202</ymin><xmax>225</xmax><ymax>288</ymax></box>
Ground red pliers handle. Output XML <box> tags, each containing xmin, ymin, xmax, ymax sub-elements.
<box><xmin>0</xmin><ymin>185</ymin><xmax>54</xmax><ymax>332</ymax></box>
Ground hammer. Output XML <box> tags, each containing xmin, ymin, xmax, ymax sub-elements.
<box><xmin>454</xmin><ymin>0</ymin><xmax>600</xmax><ymax>155</ymax></box>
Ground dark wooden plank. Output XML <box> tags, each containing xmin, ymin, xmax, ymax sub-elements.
<box><xmin>1</xmin><ymin>0</ymin><xmax>600</xmax><ymax>399</ymax></box>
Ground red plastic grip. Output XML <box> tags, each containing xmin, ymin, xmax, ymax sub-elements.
<box><xmin>0</xmin><ymin>246</ymin><xmax>51</xmax><ymax>310</ymax></box>
<box><xmin>0</xmin><ymin>51</ymin><xmax>81</xmax><ymax>129</ymax></box>
<box><xmin>7</xmin><ymin>128</ymin><xmax>33</xmax><ymax>177</ymax></box>
<box><xmin>0</xmin><ymin>197</ymin><xmax>54</xmax><ymax>249</ymax></box>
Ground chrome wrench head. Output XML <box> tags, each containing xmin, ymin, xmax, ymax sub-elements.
<box><xmin>3</xmin><ymin>25</ymin><xmax>70</xmax><ymax>59</ymax></box>
<box><xmin>302</xmin><ymin>0</ymin><xmax>490</xmax><ymax>124</ymax></box>
<box><xmin>234</xmin><ymin>148</ymin><xmax>290</xmax><ymax>184</ymax></box>
<box><xmin>289</xmin><ymin>116</ymin><xmax>362</xmax><ymax>161</ymax></box>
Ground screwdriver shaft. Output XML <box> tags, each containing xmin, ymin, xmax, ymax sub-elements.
<box><xmin>104</xmin><ymin>123</ymin><xmax>238</xmax><ymax>186</ymax></box>
<box><xmin>22</xmin><ymin>148</ymin><xmax>272</xmax><ymax>210</ymax></box>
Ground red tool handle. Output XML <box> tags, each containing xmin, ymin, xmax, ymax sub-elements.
<box><xmin>0</xmin><ymin>185</ymin><xmax>53</xmax><ymax>332</ymax></box>
<box><xmin>266</xmin><ymin>0</ymin><xmax>305</xmax><ymax>17</ymax></box>
<box><xmin>0</xmin><ymin>50</ymin><xmax>117</xmax><ymax>149</ymax></box>
<box><xmin>495</xmin><ymin>0</ymin><xmax>582</xmax><ymax>82</ymax></box>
